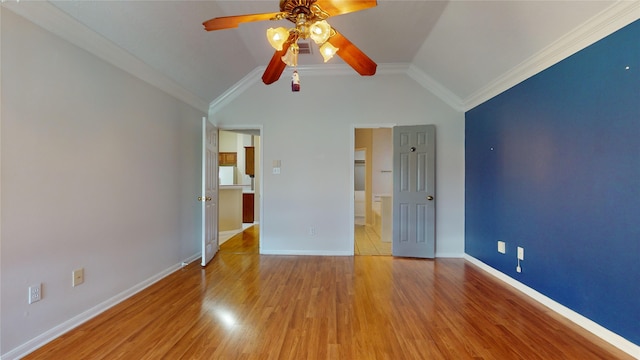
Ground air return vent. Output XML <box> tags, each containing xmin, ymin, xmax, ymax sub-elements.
<box><xmin>297</xmin><ymin>41</ymin><xmax>312</xmax><ymax>55</ymax></box>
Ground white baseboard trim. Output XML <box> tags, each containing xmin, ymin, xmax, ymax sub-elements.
<box><xmin>2</xmin><ymin>255</ymin><xmax>200</xmax><ymax>360</ymax></box>
<box><xmin>219</xmin><ymin>229</ymin><xmax>243</xmax><ymax>245</ymax></box>
<box><xmin>257</xmin><ymin>251</ymin><xmax>464</xmax><ymax>258</ymax></box>
<box><xmin>261</xmin><ymin>250</ymin><xmax>352</xmax><ymax>256</ymax></box>
<box><xmin>464</xmin><ymin>255</ymin><xmax>640</xmax><ymax>359</ymax></box>
<box><xmin>182</xmin><ymin>253</ymin><xmax>202</xmax><ymax>266</ymax></box>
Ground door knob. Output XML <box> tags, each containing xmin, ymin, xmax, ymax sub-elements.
<box><xmin>427</xmin><ymin>196</ymin><xmax>434</xmax><ymax>201</ymax></box>
<box><xmin>206</xmin><ymin>197</ymin><xmax>212</xmax><ymax>201</ymax></box>
<box><xmin>198</xmin><ymin>196</ymin><xmax>203</xmax><ymax>201</ymax></box>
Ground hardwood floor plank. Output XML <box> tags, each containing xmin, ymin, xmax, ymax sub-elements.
<box><xmin>23</xmin><ymin>228</ymin><xmax>634</xmax><ymax>360</ymax></box>
<box><xmin>220</xmin><ymin>225</ymin><xmax>259</xmax><ymax>254</ymax></box>
<box><xmin>354</xmin><ymin>224</ymin><xmax>391</xmax><ymax>256</ymax></box>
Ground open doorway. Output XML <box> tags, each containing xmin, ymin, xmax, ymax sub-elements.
<box><xmin>354</xmin><ymin>128</ymin><xmax>392</xmax><ymax>255</ymax></box>
<box><xmin>218</xmin><ymin>129</ymin><xmax>261</xmax><ymax>251</ymax></box>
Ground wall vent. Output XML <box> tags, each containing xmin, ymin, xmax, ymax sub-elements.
<box><xmin>297</xmin><ymin>41</ymin><xmax>312</xmax><ymax>55</ymax></box>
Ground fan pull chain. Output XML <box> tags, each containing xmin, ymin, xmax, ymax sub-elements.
<box><xmin>291</xmin><ymin>68</ymin><xmax>300</xmax><ymax>92</ymax></box>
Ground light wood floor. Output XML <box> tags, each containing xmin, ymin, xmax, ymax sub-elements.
<box><xmin>354</xmin><ymin>224</ymin><xmax>391</xmax><ymax>255</ymax></box>
<box><xmin>24</xmin><ymin>226</ymin><xmax>632</xmax><ymax>359</ymax></box>
<box><xmin>219</xmin><ymin>225</ymin><xmax>259</xmax><ymax>254</ymax></box>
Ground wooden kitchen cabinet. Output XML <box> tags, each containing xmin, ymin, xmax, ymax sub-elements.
<box><xmin>219</xmin><ymin>152</ymin><xmax>237</xmax><ymax>166</ymax></box>
<box><xmin>243</xmin><ymin>193</ymin><xmax>254</xmax><ymax>223</ymax></box>
<box><xmin>245</xmin><ymin>147</ymin><xmax>255</xmax><ymax>177</ymax></box>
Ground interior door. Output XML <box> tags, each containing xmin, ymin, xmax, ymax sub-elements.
<box><xmin>201</xmin><ymin>117</ymin><xmax>219</xmax><ymax>266</ymax></box>
<box><xmin>392</xmin><ymin>125</ymin><xmax>436</xmax><ymax>258</ymax></box>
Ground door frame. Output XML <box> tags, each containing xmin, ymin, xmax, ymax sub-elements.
<box><xmin>218</xmin><ymin>125</ymin><xmax>264</xmax><ymax>253</ymax></box>
<box><xmin>201</xmin><ymin>117</ymin><xmax>218</xmax><ymax>266</ymax></box>
<box><xmin>350</xmin><ymin>124</ymin><xmax>395</xmax><ymax>255</ymax></box>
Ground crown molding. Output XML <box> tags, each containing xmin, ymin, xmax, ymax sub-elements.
<box><xmin>6</xmin><ymin>1</ymin><xmax>636</xmax><ymax>116</ymax></box>
<box><xmin>208</xmin><ymin>64</ymin><xmax>356</xmax><ymax>116</ymax></box>
<box><xmin>290</xmin><ymin>62</ymin><xmax>411</xmax><ymax>76</ymax></box>
<box><xmin>2</xmin><ymin>1</ymin><xmax>209</xmax><ymax>113</ymax></box>
<box><xmin>294</xmin><ymin>63</ymin><xmax>365</xmax><ymax>76</ymax></box>
<box><xmin>209</xmin><ymin>62</ymin><xmax>465</xmax><ymax>115</ymax></box>
<box><xmin>464</xmin><ymin>0</ymin><xmax>640</xmax><ymax>111</ymax></box>
<box><xmin>208</xmin><ymin>67</ymin><xmax>263</xmax><ymax>116</ymax></box>
<box><xmin>406</xmin><ymin>64</ymin><xmax>465</xmax><ymax>111</ymax></box>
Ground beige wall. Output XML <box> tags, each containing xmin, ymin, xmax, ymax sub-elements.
<box><xmin>371</xmin><ymin>128</ymin><xmax>393</xmax><ymax>197</ymax></box>
<box><xmin>355</xmin><ymin>128</ymin><xmax>393</xmax><ymax>226</ymax></box>
<box><xmin>219</xmin><ymin>130</ymin><xmax>238</xmax><ymax>152</ymax></box>
<box><xmin>355</xmin><ymin>129</ymin><xmax>373</xmax><ymax>225</ymax></box>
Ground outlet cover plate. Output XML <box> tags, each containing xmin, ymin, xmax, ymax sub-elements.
<box><xmin>73</xmin><ymin>268</ymin><xmax>84</xmax><ymax>287</ymax></box>
<box><xmin>29</xmin><ymin>284</ymin><xmax>42</xmax><ymax>304</ymax></box>
<box><xmin>498</xmin><ymin>241</ymin><xmax>506</xmax><ymax>254</ymax></box>
<box><xmin>517</xmin><ymin>247</ymin><xmax>524</xmax><ymax>260</ymax></box>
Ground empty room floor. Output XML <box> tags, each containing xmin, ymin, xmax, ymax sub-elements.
<box><xmin>23</xmin><ymin>228</ymin><xmax>633</xmax><ymax>359</ymax></box>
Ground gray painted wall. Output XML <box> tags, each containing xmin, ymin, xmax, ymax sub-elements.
<box><xmin>213</xmin><ymin>71</ymin><xmax>465</xmax><ymax>256</ymax></box>
<box><xmin>1</xmin><ymin>9</ymin><xmax>204</xmax><ymax>356</ymax></box>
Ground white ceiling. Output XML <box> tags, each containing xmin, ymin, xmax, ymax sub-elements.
<box><xmin>9</xmin><ymin>1</ymin><xmax>638</xmax><ymax>110</ymax></box>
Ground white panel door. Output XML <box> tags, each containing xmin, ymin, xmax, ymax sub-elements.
<box><xmin>392</xmin><ymin>125</ymin><xmax>436</xmax><ymax>258</ymax></box>
<box><xmin>201</xmin><ymin>118</ymin><xmax>218</xmax><ymax>266</ymax></box>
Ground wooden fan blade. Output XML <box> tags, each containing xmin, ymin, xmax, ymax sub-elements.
<box><xmin>328</xmin><ymin>30</ymin><xmax>377</xmax><ymax>76</ymax></box>
<box><xmin>203</xmin><ymin>12</ymin><xmax>281</xmax><ymax>31</ymax></box>
<box><xmin>316</xmin><ymin>0</ymin><xmax>377</xmax><ymax>16</ymax></box>
<box><xmin>262</xmin><ymin>38</ymin><xmax>294</xmax><ymax>85</ymax></box>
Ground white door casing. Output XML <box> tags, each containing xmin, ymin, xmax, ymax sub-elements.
<box><xmin>201</xmin><ymin>117</ymin><xmax>218</xmax><ymax>266</ymax></box>
<box><xmin>392</xmin><ymin>125</ymin><xmax>436</xmax><ymax>258</ymax></box>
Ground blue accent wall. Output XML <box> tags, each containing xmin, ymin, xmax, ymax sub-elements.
<box><xmin>465</xmin><ymin>20</ymin><xmax>639</xmax><ymax>344</ymax></box>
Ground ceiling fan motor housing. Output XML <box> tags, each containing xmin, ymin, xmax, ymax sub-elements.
<box><xmin>278</xmin><ymin>0</ymin><xmax>329</xmax><ymax>41</ymax></box>
<box><xmin>203</xmin><ymin>0</ymin><xmax>378</xmax><ymax>83</ymax></box>
<box><xmin>280</xmin><ymin>0</ymin><xmax>316</xmax><ymax>17</ymax></box>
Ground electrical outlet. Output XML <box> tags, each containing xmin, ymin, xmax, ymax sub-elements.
<box><xmin>497</xmin><ymin>241</ymin><xmax>506</xmax><ymax>254</ymax></box>
<box><xmin>29</xmin><ymin>284</ymin><xmax>42</xmax><ymax>304</ymax></box>
<box><xmin>517</xmin><ymin>247</ymin><xmax>524</xmax><ymax>261</ymax></box>
<box><xmin>308</xmin><ymin>227</ymin><xmax>316</xmax><ymax>236</ymax></box>
<box><xmin>73</xmin><ymin>268</ymin><xmax>84</xmax><ymax>287</ymax></box>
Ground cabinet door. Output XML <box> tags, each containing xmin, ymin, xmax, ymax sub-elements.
<box><xmin>219</xmin><ymin>152</ymin><xmax>237</xmax><ymax>166</ymax></box>
<box><xmin>243</xmin><ymin>193</ymin><xmax>254</xmax><ymax>223</ymax></box>
<box><xmin>245</xmin><ymin>147</ymin><xmax>255</xmax><ymax>177</ymax></box>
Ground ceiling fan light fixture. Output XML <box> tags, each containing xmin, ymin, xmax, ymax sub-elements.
<box><xmin>309</xmin><ymin>20</ymin><xmax>331</xmax><ymax>44</ymax></box>
<box><xmin>203</xmin><ymin>0</ymin><xmax>378</xmax><ymax>84</ymax></box>
<box><xmin>319</xmin><ymin>42</ymin><xmax>338</xmax><ymax>62</ymax></box>
<box><xmin>281</xmin><ymin>42</ymin><xmax>299</xmax><ymax>67</ymax></box>
<box><xmin>266</xmin><ymin>27</ymin><xmax>289</xmax><ymax>51</ymax></box>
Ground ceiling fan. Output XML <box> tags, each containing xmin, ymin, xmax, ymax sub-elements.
<box><xmin>203</xmin><ymin>0</ymin><xmax>378</xmax><ymax>85</ymax></box>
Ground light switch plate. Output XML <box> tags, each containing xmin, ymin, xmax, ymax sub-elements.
<box><xmin>498</xmin><ymin>241</ymin><xmax>506</xmax><ymax>254</ymax></box>
<box><xmin>73</xmin><ymin>268</ymin><xmax>84</xmax><ymax>287</ymax></box>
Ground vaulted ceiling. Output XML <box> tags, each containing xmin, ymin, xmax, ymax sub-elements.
<box><xmin>5</xmin><ymin>1</ymin><xmax>638</xmax><ymax>111</ymax></box>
